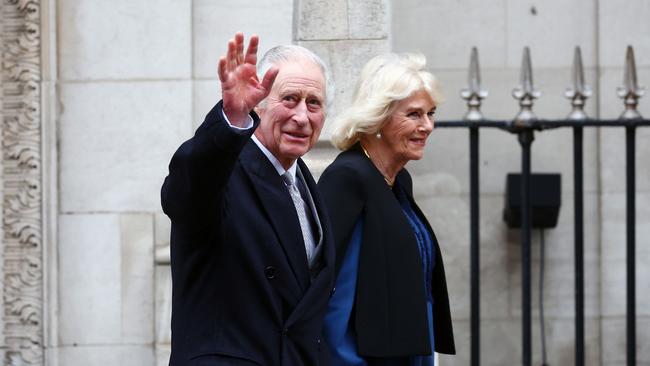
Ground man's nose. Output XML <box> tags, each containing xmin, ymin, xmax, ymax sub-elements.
<box><xmin>293</xmin><ymin>100</ymin><xmax>309</xmax><ymax>125</ymax></box>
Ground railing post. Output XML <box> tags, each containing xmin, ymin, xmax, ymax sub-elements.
<box><xmin>565</xmin><ymin>46</ymin><xmax>591</xmax><ymax>366</ymax></box>
<box><xmin>461</xmin><ymin>47</ymin><xmax>488</xmax><ymax>366</ymax></box>
<box><xmin>617</xmin><ymin>45</ymin><xmax>644</xmax><ymax>366</ymax></box>
<box><xmin>518</xmin><ymin>130</ymin><xmax>534</xmax><ymax>366</ymax></box>
<box><xmin>625</xmin><ymin>124</ymin><xmax>636</xmax><ymax>366</ymax></box>
<box><xmin>512</xmin><ymin>47</ymin><xmax>540</xmax><ymax>366</ymax></box>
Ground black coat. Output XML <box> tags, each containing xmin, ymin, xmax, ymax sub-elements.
<box><xmin>318</xmin><ymin>143</ymin><xmax>455</xmax><ymax>357</ymax></box>
<box><xmin>161</xmin><ymin>101</ymin><xmax>335</xmax><ymax>365</ymax></box>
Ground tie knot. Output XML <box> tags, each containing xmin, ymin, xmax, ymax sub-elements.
<box><xmin>282</xmin><ymin>171</ymin><xmax>295</xmax><ymax>187</ymax></box>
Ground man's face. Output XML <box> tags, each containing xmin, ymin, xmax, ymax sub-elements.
<box><xmin>254</xmin><ymin>59</ymin><xmax>326</xmax><ymax>169</ymax></box>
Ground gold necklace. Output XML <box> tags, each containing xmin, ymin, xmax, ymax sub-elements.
<box><xmin>360</xmin><ymin>145</ymin><xmax>394</xmax><ymax>187</ymax></box>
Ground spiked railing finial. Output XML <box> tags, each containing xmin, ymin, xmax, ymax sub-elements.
<box><xmin>617</xmin><ymin>45</ymin><xmax>645</xmax><ymax>120</ymax></box>
<box><xmin>565</xmin><ymin>46</ymin><xmax>592</xmax><ymax>120</ymax></box>
<box><xmin>461</xmin><ymin>47</ymin><xmax>488</xmax><ymax>121</ymax></box>
<box><xmin>512</xmin><ymin>47</ymin><xmax>541</xmax><ymax>126</ymax></box>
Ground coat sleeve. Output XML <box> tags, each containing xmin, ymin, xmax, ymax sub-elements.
<box><xmin>317</xmin><ymin>162</ymin><xmax>366</xmax><ymax>275</ymax></box>
<box><xmin>161</xmin><ymin>100</ymin><xmax>259</xmax><ymax>226</ymax></box>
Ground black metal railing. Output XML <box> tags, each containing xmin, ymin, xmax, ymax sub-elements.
<box><xmin>436</xmin><ymin>46</ymin><xmax>648</xmax><ymax>366</ymax></box>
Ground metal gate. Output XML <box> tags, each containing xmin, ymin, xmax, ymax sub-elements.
<box><xmin>435</xmin><ymin>45</ymin><xmax>649</xmax><ymax>366</ymax></box>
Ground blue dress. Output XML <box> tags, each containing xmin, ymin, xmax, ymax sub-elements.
<box><xmin>323</xmin><ymin>185</ymin><xmax>436</xmax><ymax>366</ymax></box>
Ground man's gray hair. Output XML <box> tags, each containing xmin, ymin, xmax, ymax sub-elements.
<box><xmin>257</xmin><ymin>45</ymin><xmax>335</xmax><ymax>110</ymax></box>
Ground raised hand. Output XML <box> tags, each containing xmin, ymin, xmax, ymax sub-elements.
<box><xmin>218</xmin><ymin>32</ymin><xmax>279</xmax><ymax>127</ymax></box>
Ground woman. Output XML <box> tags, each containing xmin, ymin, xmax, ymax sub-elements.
<box><xmin>319</xmin><ymin>53</ymin><xmax>455</xmax><ymax>365</ymax></box>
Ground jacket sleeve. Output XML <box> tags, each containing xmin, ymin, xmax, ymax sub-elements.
<box><xmin>317</xmin><ymin>162</ymin><xmax>366</xmax><ymax>275</ymax></box>
<box><xmin>161</xmin><ymin>100</ymin><xmax>259</xmax><ymax>226</ymax></box>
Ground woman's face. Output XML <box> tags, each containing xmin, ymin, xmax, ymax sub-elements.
<box><xmin>380</xmin><ymin>89</ymin><xmax>436</xmax><ymax>163</ymax></box>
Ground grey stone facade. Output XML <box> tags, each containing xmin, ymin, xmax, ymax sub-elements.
<box><xmin>0</xmin><ymin>0</ymin><xmax>647</xmax><ymax>365</ymax></box>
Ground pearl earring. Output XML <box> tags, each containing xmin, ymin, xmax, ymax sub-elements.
<box><xmin>376</xmin><ymin>132</ymin><xmax>381</xmax><ymax>139</ymax></box>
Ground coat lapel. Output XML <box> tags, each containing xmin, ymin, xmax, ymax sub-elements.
<box><xmin>297</xmin><ymin>160</ymin><xmax>330</xmax><ymax>265</ymax></box>
<box><xmin>284</xmin><ymin>160</ymin><xmax>336</xmax><ymax>327</ymax></box>
<box><xmin>239</xmin><ymin>142</ymin><xmax>311</xmax><ymax>291</ymax></box>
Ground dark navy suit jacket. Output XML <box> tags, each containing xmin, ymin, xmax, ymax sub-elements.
<box><xmin>161</xmin><ymin>101</ymin><xmax>335</xmax><ymax>365</ymax></box>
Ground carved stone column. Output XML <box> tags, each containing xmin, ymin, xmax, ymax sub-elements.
<box><xmin>1</xmin><ymin>0</ymin><xmax>44</xmax><ymax>365</ymax></box>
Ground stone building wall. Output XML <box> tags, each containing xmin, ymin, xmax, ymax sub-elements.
<box><xmin>0</xmin><ymin>0</ymin><xmax>648</xmax><ymax>365</ymax></box>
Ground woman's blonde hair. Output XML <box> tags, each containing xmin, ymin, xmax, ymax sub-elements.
<box><xmin>330</xmin><ymin>53</ymin><xmax>442</xmax><ymax>150</ymax></box>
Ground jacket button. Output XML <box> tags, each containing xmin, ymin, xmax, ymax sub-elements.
<box><xmin>281</xmin><ymin>328</ymin><xmax>289</xmax><ymax>336</ymax></box>
<box><xmin>264</xmin><ymin>266</ymin><xmax>277</xmax><ymax>279</ymax></box>
<box><xmin>317</xmin><ymin>337</ymin><xmax>321</xmax><ymax>344</ymax></box>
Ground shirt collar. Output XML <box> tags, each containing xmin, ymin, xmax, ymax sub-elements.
<box><xmin>251</xmin><ymin>134</ymin><xmax>297</xmax><ymax>180</ymax></box>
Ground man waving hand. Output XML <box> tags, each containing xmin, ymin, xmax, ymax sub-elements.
<box><xmin>162</xmin><ymin>33</ymin><xmax>335</xmax><ymax>365</ymax></box>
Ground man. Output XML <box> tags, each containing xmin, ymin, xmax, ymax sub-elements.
<box><xmin>161</xmin><ymin>33</ymin><xmax>335</xmax><ymax>365</ymax></box>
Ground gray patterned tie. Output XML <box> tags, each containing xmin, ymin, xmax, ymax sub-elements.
<box><xmin>282</xmin><ymin>172</ymin><xmax>316</xmax><ymax>265</ymax></box>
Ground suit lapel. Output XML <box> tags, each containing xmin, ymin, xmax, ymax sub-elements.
<box><xmin>297</xmin><ymin>160</ymin><xmax>328</xmax><ymax>261</ymax></box>
<box><xmin>296</xmin><ymin>166</ymin><xmax>322</xmax><ymax>247</ymax></box>
<box><xmin>283</xmin><ymin>160</ymin><xmax>336</xmax><ymax>327</ymax></box>
<box><xmin>303</xmin><ymin>159</ymin><xmax>335</xmax><ymax>274</ymax></box>
<box><xmin>239</xmin><ymin>142</ymin><xmax>311</xmax><ymax>292</ymax></box>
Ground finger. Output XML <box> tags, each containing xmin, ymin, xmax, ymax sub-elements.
<box><xmin>227</xmin><ymin>39</ymin><xmax>237</xmax><ymax>71</ymax></box>
<box><xmin>260</xmin><ymin>66</ymin><xmax>279</xmax><ymax>93</ymax></box>
<box><xmin>235</xmin><ymin>32</ymin><xmax>244</xmax><ymax>65</ymax></box>
<box><xmin>245</xmin><ymin>35</ymin><xmax>259</xmax><ymax>65</ymax></box>
<box><xmin>218</xmin><ymin>56</ymin><xmax>227</xmax><ymax>82</ymax></box>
